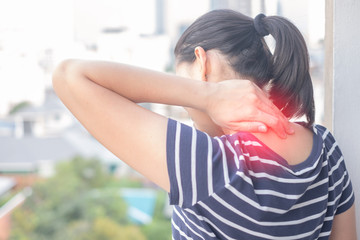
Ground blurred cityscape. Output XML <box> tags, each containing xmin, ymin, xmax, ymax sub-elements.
<box><xmin>0</xmin><ymin>0</ymin><xmax>325</xmax><ymax>239</ymax></box>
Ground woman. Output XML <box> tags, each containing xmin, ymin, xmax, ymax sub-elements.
<box><xmin>53</xmin><ymin>10</ymin><xmax>356</xmax><ymax>240</ymax></box>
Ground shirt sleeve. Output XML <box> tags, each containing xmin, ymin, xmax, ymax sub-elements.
<box><xmin>323</xmin><ymin>128</ymin><xmax>355</xmax><ymax>215</ymax></box>
<box><xmin>335</xmin><ymin>167</ymin><xmax>355</xmax><ymax>215</ymax></box>
<box><xmin>166</xmin><ymin>119</ymin><xmax>238</xmax><ymax>208</ymax></box>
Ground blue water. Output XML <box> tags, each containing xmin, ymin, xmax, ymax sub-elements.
<box><xmin>120</xmin><ymin>188</ymin><xmax>157</xmax><ymax>225</ymax></box>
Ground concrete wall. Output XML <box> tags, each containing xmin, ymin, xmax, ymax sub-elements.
<box><xmin>325</xmin><ymin>0</ymin><xmax>360</xmax><ymax>236</ymax></box>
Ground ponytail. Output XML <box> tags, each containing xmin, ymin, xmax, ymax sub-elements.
<box><xmin>258</xmin><ymin>15</ymin><xmax>315</xmax><ymax>126</ymax></box>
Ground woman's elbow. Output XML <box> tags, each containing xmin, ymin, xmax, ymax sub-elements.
<box><xmin>52</xmin><ymin>60</ymin><xmax>70</xmax><ymax>91</ymax></box>
<box><xmin>52</xmin><ymin>59</ymin><xmax>79</xmax><ymax>93</ymax></box>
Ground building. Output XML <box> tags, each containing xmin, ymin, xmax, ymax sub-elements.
<box><xmin>210</xmin><ymin>0</ymin><xmax>252</xmax><ymax>15</ymax></box>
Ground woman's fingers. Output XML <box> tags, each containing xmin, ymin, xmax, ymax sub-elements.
<box><xmin>251</xmin><ymin>85</ymin><xmax>295</xmax><ymax>135</ymax></box>
<box><xmin>207</xmin><ymin>79</ymin><xmax>294</xmax><ymax>138</ymax></box>
<box><xmin>255</xmin><ymin>100</ymin><xmax>294</xmax><ymax>137</ymax></box>
<box><xmin>256</xmin><ymin>111</ymin><xmax>288</xmax><ymax>138</ymax></box>
<box><xmin>225</xmin><ymin>121</ymin><xmax>268</xmax><ymax>134</ymax></box>
<box><xmin>237</xmin><ymin>109</ymin><xmax>288</xmax><ymax>138</ymax></box>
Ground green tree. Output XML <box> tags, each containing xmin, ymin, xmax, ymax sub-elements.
<box><xmin>10</xmin><ymin>156</ymin><xmax>171</xmax><ymax>240</ymax></box>
<box><xmin>10</xmin><ymin>157</ymin><xmax>128</xmax><ymax>240</ymax></box>
<box><xmin>141</xmin><ymin>191</ymin><xmax>172</xmax><ymax>240</ymax></box>
<box><xmin>8</xmin><ymin>101</ymin><xmax>31</xmax><ymax>115</ymax></box>
<box><xmin>79</xmin><ymin>218</ymin><xmax>146</xmax><ymax>240</ymax></box>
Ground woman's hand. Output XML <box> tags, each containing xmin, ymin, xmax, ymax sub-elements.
<box><xmin>205</xmin><ymin>79</ymin><xmax>294</xmax><ymax>138</ymax></box>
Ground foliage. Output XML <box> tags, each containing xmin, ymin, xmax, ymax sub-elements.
<box><xmin>141</xmin><ymin>220</ymin><xmax>172</xmax><ymax>240</ymax></box>
<box><xmin>80</xmin><ymin>218</ymin><xmax>146</xmax><ymax>240</ymax></box>
<box><xmin>0</xmin><ymin>191</ymin><xmax>17</xmax><ymax>207</ymax></box>
<box><xmin>141</xmin><ymin>191</ymin><xmax>172</xmax><ymax>240</ymax></box>
<box><xmin>8</xmin><ymin>101</ymin><xmax>31</xmax><ymax>115</ymax></box>
<box><xmin>9</xmin><ymin>156</ymin><xmax>172</xmax><ymax>240</ymax></box>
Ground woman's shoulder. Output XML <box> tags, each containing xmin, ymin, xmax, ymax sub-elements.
<box><xmin>312</xmin><ymin>123</ymin><xmax>337</xmax><ymax>145</ymax></box>
<box><xmin>167</xmin><ymin>118</ymin><xmax>340</xmax><ymax>168</ymax></box>
<box><xmin>237</xmin><ymin>122</ymin><xmax>317</xmax><ymax>166</ymax></box>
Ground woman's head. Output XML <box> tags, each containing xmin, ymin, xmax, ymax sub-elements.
<box><xmin>174</xmin><ymin>9</ymin><xmax>315</xmax><ymax>127</ymax></box>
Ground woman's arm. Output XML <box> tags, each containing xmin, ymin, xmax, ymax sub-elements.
<box><xmin>330</xmin><ymin>204</ymin><xmax>357</xmax><ymax>240</ymax></box>
<box><xmin>52</xmin><ymin>59</ymin><xmax>292</xmax><ymax>191</ymax></box>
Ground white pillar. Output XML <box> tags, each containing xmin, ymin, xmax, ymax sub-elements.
<box><xmin>326</xmin><ymin>0</ymin><xmax>360</xmax><ymax>236</ymax></box>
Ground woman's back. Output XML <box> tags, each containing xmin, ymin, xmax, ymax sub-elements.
<box><xmin>167</xmin><ymin>119</ymin><xmax>354</xmax><ymax>239</ymax></box>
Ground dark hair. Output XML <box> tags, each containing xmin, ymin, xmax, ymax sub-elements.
<box><xmin>174</xmin><ymin>9</ymin><xmax>315</xmax><ymax>126</ymax></box>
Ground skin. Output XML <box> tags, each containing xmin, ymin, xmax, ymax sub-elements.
<box><xmin>52</xmin><ymin>46</ymin><xmax>357</xmax><ymax>239</ymax></box>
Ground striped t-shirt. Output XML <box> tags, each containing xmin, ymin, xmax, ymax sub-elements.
<box><xmin>166</xmin><ymin>119</ymin><xmax>354</xmax><ymax>240</ymax></box>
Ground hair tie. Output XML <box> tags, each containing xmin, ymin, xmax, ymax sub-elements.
<box><xmin>254</xmin><ymin>13</ymin><xmax>269</xmax><ymax>37</ymax></box>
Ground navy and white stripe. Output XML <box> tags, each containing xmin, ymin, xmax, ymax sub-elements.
<box><xmin>166</xmin><ymin>119</ymin><xmax>355</xmax><ymax>240</ymax></box>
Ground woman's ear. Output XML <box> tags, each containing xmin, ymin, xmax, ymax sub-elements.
<box><xmin>194</xmin><ymin>46</ymin><xmax>208</xmax><ymax>81</ymax></box>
